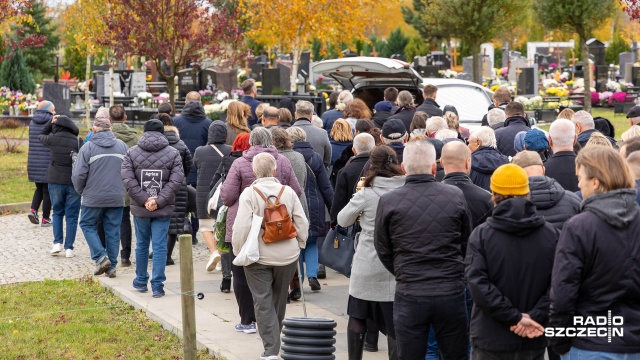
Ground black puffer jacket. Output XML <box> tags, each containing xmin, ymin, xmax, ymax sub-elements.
<box><xmin>193</xmin><ymin>121</ymin><xmax>231</xmax><ymax>219</ymax></box>
<box><xmin>470</xmin><ymin>146</ymin><xmax>510</xmax><ymax>191</ymax></box>
<box><xmin>372</xmin><ymin>110</ymin><xmax>392</xmax><ymax>128</ymax></box>
<box><xmin>39</xmin><ymin>116</ymin><xmax>84</xmax><ymax>185</ymax></box>
<box><xmin>495</xmin><ymin>116</ymin><xmax>530</xmax><ymax>157</ymax></box>
<box><xmin>442</xmin><ymin>172</ymin><xmax>493</xmax><ymax>230</ymax></box>
<box><xmin>121</xmin><ymin>132</ymin><xmax>184</xmax><ymax>218</ymax></box>
<box><xmin>389</xmin><ymin>107</ymin><xmax>416</xmax><ymax>134</ymax></box>
<box><xmin>375</xmin><ymin>174</ymin><xmax>471</xmax><ymax>297</ymax></box>
<box><xmin>165</xmin><ymin>127</ymin><xmax>193</xmax><ymax>235</ymax></box>
<box><xmin>543</xmin><ymin>151</ymin><xmax>579</xmax><ymax>192</ymax></box>
<box><xmin>415</xmin><ymin>98</ymin><xmax>443</xmax><ymax>117</ymax></box>
<box><xmin>466</xmin><ymin>197</ymin><xmax>559</xmax><ymax>352</ymax></box>
<box><xmin>550</xmin><ymin>189</ymin><xmax>640</xmax><ymax>355</ymax></box>
<box><xmin>173</xmin><ymin>101</ymin><xmax>212</xmax><ymax>185</ymax></box>
<box><xmin>210</xmin><ymin>151</ymin><xmax>242</xmax><ymax>190</ymax></box>
<box><xmin>28</xmin><ymin>110</ymin><xmax>52</xmax><ymax>183</ymax></box>
<box><xmin>330</xmin><ymin>153</ymin><xmax>370</xmax><ymax>225</ymax></box>
<box><xmin>529</xmin><ymin>176</ymin><xmax>581</xmax><ymax>230</ymax></box>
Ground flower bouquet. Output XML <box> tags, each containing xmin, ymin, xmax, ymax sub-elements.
<box><xmin>199</xmin><ymin>89</ymin><xmax>213</xmax><ymax>104</ymax></box>
<box><xmin>204</xmin><ymin>99</ymin><xmax>232</xmax><ymax>121</ymax></box>
<box><xmin>137</xmin><ymin>92</ymin><xmax>152</xmax><ymax>106</ymax></box>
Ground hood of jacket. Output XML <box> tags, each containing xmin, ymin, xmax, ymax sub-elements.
<box><xmin>138</xmin><ymin>131</ymin><xmax>169</xmax><ymax>152</ymax></box>
<box><xmin>581</xmin><ymin>189</ymin><xmax>639</xmax><ymax>228</ymax></box>
<box><xmin>487</xmin><ymin>197</ymin><xmax>546</xmax><ymax>236</ymax></box>
<box><xmin>242</xmin><ymin>145</ymin><xmax>279</xmax><ymax>162</ymax></box>
<box><xmin>52</xmin><ymin>116</ymin><xmax>79</xmax><ymax>136</ymax></box>
<box><xmin>208</xmin><ymin>120</ymin><xmax>227</xmax><ymax>144</ymax></box>
<box><xmin>504</xmin><ymin>115</ymin><xmax>529</xmax><ymax>128</ymax></box>
<box><xmin>90</xmin><ymin>131</ymin><xmax>118</xmax><ymax>148</ymax></box>
<box><xmin>164</xmin><ymin>126</ymin><xmax>180</xmax><ymax>145</ymax></box>
<box><xmin>370</xmin><ymin>175</ymin><xmax>406</xmax><ymax>190</ymax></box>
<box><xmin>529</xmin><ymin>176</ymin><xmax>565</xmax><ymax>210</ymax></box>
<box><xmin>32</xmin><ymin>110</ymin><xmax>52</xmax><ymax>125</ymax></box>
<box><xmin>471</xmin><ymin>146</ymin><xmax>509</xmax><ymax>174</ymax></box>
<box><xmin>111</xmin><ymin>122</ymin><xmax>139</xmax><ymax>144</ymax></box>
<box><xmin>180</xmin><ymin>101</ymin><xmax>206</xmax><ymax>120</ymax></box>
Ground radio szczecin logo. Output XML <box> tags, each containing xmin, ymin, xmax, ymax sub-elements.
<box><xmin>545</xmin><ymin>311</ymin><xmax>623</xmax><ymax>342</ymax></box>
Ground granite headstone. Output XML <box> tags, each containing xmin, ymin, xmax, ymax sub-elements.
<box><xmin>508</xmin><ymin>58</ymin><xmax>529</xmax><ymax>83</ymax></box>
<box><xmin>177</xmin><ymin>68</ymin><xmax>197</xmax><ymax>98</ymax></box>
<box><xmin>199</xmin><ymin>68</ymin><xmax>217</xmax><ymax>92</ymax></box>
<box><xmin>43</xmin><ymin>83</ymin><xmax>71</xmax><ymax>116</ymax></box>
<box><xmin>130</xmin><ymin>72</ymin><xmax>147</xmax><ymax>97</ymax></box>
<box><xmin>620</xmin><ymin>52</ymin><xmax>635</xmax><ymax>79</ymax></box>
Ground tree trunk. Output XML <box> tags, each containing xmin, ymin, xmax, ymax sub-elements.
<box><xmin>109</xmin><ymin>66</ymin><xmax>115</xmax><ymax>107</ymax></box>
<box><xmin>290</xmin><ymin>45</ymin><xmax>300</xmax><ymax>93</ymax></box>
<box><xmin>472</xmin><ymin>41</ymin><xmax>481</xmax><ymax>84</ymax></box>
<box><xmin>581</xmin><ymin>35</ymin><xmax>592</xmax><ymax>113</ymax></box>
<box><xmin>85</xmin><ymin>54</ymin><xmax>91</xmax><ymax>129</ymax></box>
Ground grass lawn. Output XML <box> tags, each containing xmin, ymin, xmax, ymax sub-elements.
<box><xmin>0</xmin><ymin>126</ymin><xmax>29</xmax><ymax>139</ymax></box>
<box><xmin>0</xmin><ymin>145</ymin><xmax>32</xmax><ymax>205</ymax></box>
<box><xmin>537</xmin><ymin>108</ymin><xmax>629</xmax><ymax>140</ymax></box>
<box><xmin>0</xmin><ymin>278</ymin><xmax>216</xmax><ymax>359</ymax></box>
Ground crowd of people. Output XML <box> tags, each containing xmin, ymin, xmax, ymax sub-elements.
<box><xmin>25</xmin><ymin>80</ymin><xmax>640</xmax><ymax>360</ymax></box>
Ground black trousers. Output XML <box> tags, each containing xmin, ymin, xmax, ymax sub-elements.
<box><xmin>394</xmin><ymin>291</ymin><xmax>468</xmax><ymax>360</ymax></box>
<box><xmin>31</xmin><ymin>182</ymin><xmax>51</xmax><ymax>219</ymax></box>
<box><xmin>471</xmin><ymin>347</ymin><xmax>545</xmax><ymax>360</ymax></box>
<box><xmin>229</xmin><ymin>241</ymin><xmax>256</xmax><ymax>325</ymax></box>
<box><xmin>98</xmin><ymin>206</ymin><xmax>132</xmax><ymax>260</ymax></box>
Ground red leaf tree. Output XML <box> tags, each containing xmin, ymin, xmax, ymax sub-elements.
<box><xmin>104</xmin><ymin>0</ymin><xmax>243</xmax><ymax>109</ymax></box>
<box><xmin>622</xmin><ymin>0</ymin><xmax>640</xmax><ymax>19</ymax></box>
<box><xmin>1</xmin><ymin>0</ymin><xmax>46</xmax><ymax>55</ymax></box>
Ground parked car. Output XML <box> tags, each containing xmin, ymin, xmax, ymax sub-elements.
<box><xmin>312</xmin><ymin>57</ymin><xmax>493</xmax><ymax>127</ymax></box>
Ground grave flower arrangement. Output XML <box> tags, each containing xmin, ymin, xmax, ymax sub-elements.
<box><xmin>199</xmin><ymin>89</ymin><xmax>213</xmax><ymax>103</ymax></box>
<box><xmin>137</xmin><ymin>92</ymin><xmax>152</xmax><ymax>105</ymax></box>
<box><xmin>204</xmin><ymin>99</ymin><xmax>232</xmax><ymax>121</ymax></box>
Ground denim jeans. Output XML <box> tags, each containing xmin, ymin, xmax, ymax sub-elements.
<box><xmin>561</xmin><ymin>348</ymin><xmax>640</xmax><ymax>360</ymax></box>
<box><xmin>134</xmin><ymin>216</ymin><xmax>170</xmax><ymax>289</ymax></box>
<box><xmin>299</xmin><ymin>235</ymin><xmax>318</xmax><ymax>279</ymax></box>
<box><xmin>394</xmin><ymin>291</ymin><xmax>468</xmax><ymax>360</ymax></box>
<box><xmin>80</xmin><ymin>206</ymin><xmax>123</xmax><ymax>270</ymax></box>
<box><xmin>48</xmin><ymin>183</ymin><xmax>81</xmax><ymax>249</ymax></box>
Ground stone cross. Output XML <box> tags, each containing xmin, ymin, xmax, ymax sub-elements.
<box><xmin>51</xmin><ymin>55</ymin><xmax>67</xmax><ymax>83</ymax></box>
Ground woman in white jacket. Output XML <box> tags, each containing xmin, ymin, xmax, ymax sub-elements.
<box><xmin>232</xmin><ymin>152</ymin><xmax>309</xmax><ymax>360</ymax></box>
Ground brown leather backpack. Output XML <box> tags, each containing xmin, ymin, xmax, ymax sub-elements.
<box><xmin>252</xmin><ymin>186</ymin><xmax>297</xmax><ymax>244</ymax></box>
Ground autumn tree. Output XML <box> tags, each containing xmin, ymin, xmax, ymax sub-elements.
<box><xmin>13</xmin><ymin>1</ymin><xmax>59</xmax><ymax>81</ymax></box>
<box><xmin>533</xmin><ymin>0</ymin><xmax>617</xmax><ymax>112</ymax></box>
<box><xmin>0</xmin><ymin>0</ymin><xmax>46</xmax><ymax>53</ymax></box>
<box><xmin>243</xmin><ymin>0</ymin><xmax>384</xmax><ymax>92</ymax></box>
<box><xmin>382</xmin><ymin>28</ymin><xmax>409</xmax><ymax>59</ymax></box>
<box><xmin>0</xmin><ymin>47</ymin><xmax>35</xmax><ymax>93</ymax></box>
<box><xmin>401</xmin><ymin>0</ymin><xmax>448</xmax><ymax>49</ymax></box>
<box><xmin>105</xmin><ymin>0</ymin><xmax>243</xmax><ymax>109</ymax></box>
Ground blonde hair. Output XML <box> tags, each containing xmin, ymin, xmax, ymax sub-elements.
<box><xmin>585</xmin><ymin>132</ymin><xmax>613</xmax><ymax>149</ymax></box>
<box><xmin>286</xmin><ymin>126</ymin><xmax>307</xmax><ymax>142</ymax></box>
<box><xmin>443</xmin><ymin>111</ymin><xmax>459</xmax><ymax>132</ymax></box>
<box><xmin>557</xmin><ymin>108</ymin><xmax>575</xmax><ymax>120</ymax></box>
<box><xmin>226</xmin><ymin>101</ymin><xmax>251</xmax><ymax>133</ymax></box>
<box><xmin>576</xmin><ymin>147</ymin><xmax>634</xmax><ymax>194</ymax></box>
<box><xmin>330</xmin><ymin>118</ymin><xmax>354</xmax><ymax>142</ymax></box>
<box><xmin>256</xmin><ymin>103</ymin><xmax>269</xmax><ymax>124</ymax></box>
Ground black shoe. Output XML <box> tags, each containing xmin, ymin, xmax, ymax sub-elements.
<box><xmin>94</xmin><ymin>257</ymin><xmax>112</xmax><ymax>276</ymax></box>
<box><xmin>317</xmin><ymin>264</ymin><xmax>326</xmax><ymax>279</ymax></box>
<box><xmin>166</xmin><ymin>258</ymin><xmax>174</xmax><ymax>266</ymax></box>
<box><xmin>120</xmin><ymin>258</ymin><xmax>131</xmax><ymax>267</ymax></box>
<box><xmin>363</xmin><ymin>342</ymin><xmax>378</xmax><ymax>352</ymax></box>
<box><xmin>220</xmin><ymin>278</ymin><xmax>231</xmax><ymax>293</ymax></box>
<box><xmin>192</xmin><ymin>235</ymin><xmax>198</xmax><ymax>245</ymax></box>
<box><xmin>309</xmin><ymin>277</ymin><xmax>321</xmax><ymax>291</ymax></box>
<box><xmin>347</xmin><ymin>329</ymin><xmax>365</xmax><ymax>360</ymax></box>
<box><xmin>28</xmin><ymin>210</ymin><xmax>39</xmax><ymax>224</ymax></box>
<box><xmin>289</xmin><ymin>288</ymin><xmax>301</xmax><ymax>301</ymax></box>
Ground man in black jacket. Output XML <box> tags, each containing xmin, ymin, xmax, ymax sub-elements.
<box><xmin>573</xmin><ymin>110</ymin><xmax>617</xmax><ymax>148</ymax></box>
<box><xmin>495</xmin><ymin>102</ymin><xmax>531</xmax><ymax>157</ymax></box>
<box><xmin>375</xmin><ymin>140</ymin><xmax>471</xmax><ymax>360</ymax></box>
<box><xmin>544</xmin><ymin>119</ymin><xmax>579</xmax><ymax>192</ymax></box>
<box><xmin>466</xmin><ymin>164</ymin><xmax>559</xmax><ymax>360</ymax></box>
<box><xmin>441</xmin><ymin>141</ymin><xmax>493</xmax><ymax>229</ymax></box>
<box><xmin>415</xmin><ymin>84</ymin><xmax>443</xmax><ymax>117</ymax></box>
<box><xmin>329</xmin><ymin>133</ymin><xmax>375</xmax><ymax>225</ymax></box>
<box><xmin>512</xmin><ymin>151</ymin><xmax>581</xmax><ymax>230</ymax></box>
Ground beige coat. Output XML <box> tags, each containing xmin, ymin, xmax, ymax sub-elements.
<box><xmin>232</xmin><ymin>177</ymin><xmax>309</xmax><ymax>266</ymax></box>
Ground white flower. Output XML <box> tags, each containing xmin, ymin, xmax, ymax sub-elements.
<box><xmin>204</xmin><ymin>104</ymin><xmax>218</xmax><ymax>114</ymax></box>
<box><xmin>113</xmin><ymin>92</ymin><xmax>125</xmax><ymax>97</ymax></box>
<box><xmin>219</xmin><ymin>99</ymin><xmax>232</xmax><ymax>112</ymax></box>
<box><xmin>542</xmin><ymin>79</ymin><xmax>558</xmax><ymax>88</ymax></box>
<box><xmin>573</xmin><ymin>78</ymin><xmax>585</xmax><ymax>89</ymax></box>
<box><xmin>137</xmin><ymin>92</ymin><xmax>153</xmax><ymax>100</ymax></box>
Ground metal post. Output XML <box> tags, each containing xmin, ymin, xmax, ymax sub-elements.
<box><xmin>179</xmin><ymin>234</ymin><xmax>197</xmax><ymax>360</ymax></box>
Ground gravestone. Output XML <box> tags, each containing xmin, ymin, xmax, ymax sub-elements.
<box><xmin>517</xmin><ymin>68</ymin><xmax>536</xmax><ymax>95</ymax></box>
<box><xmin>43</xmin><ymin>83</ymin><xmax>71</xmax><ymax>116</ymax></box>
<box><xmin>587</xmin><ymin>39</ymin><xmax>606</xmax><ymax>66</ymax></box>
<box><xmin>93</xmin><ymin>71</ymin><xmax>106</xmax><ymax>100</ymax></box>
<box><xmin>619</xmin><ymin>52</ymin><xmax>635</xmax><ymax>79</ymax></box>
<box><xmin>625</xmin><ymin>63</ymin><xmax>635</xmax><ymax>84</ymax></box>
<box><xmin>103</xmin><ymin>72</ymin><xmax>122</xmax><ymax>97</ymax></box>
<box><xmin>130</xmin><ymin>72</ymin><xmax>147</xmax><ymax>97</ymax></box>
<box><xmin>535</xmin><ymin>54</ymin><xmax>552</xmax><ymax>69</ymax></box>
<box><xmin>262</xmin><ymin>68</ymin><xmax>281</xmax><ymax>95</ymax></box>
<box><xmin>199</xmin><ymin>68</ymin><xmax>217</xmax><ymax>91</ymax></box>
<box><xmin>298</xmin><ymin>51</ymin><xmax>311</xmax><ymax>82</ymax></box>
<box><xmin>462</xmin><ymin>56</ymin><xmax>475</xmax><ymax>81</ymax></box>
<box><xmin>480</xmin><ymin>43</ymin><xmax>495</xmax><ymax>72</ymax></box>
<box><xmin>277</xmin><ymin>62</ymin><xmax>291</xmax><ymax>91</ymax></box>
<box><xmin>249</xmin><ymin>63</ymin><xmax>264</xmax><ymax>82</ymax></box>
<box><xmin>632</xmin><ymin>66</ymin><xmax>640</xmax><ymax>87</ymax></box>
<box><xmin>575</xmin><ymin>62</ymin><xmax>585</xmax><ymax>78</ymax></box>
<box><xmin>216</xmin><ymin>68</ymin><xmax>238</xmax><ymax>93</ymax></box>
<box><xmin>595</xmin><ymin>65</ymin><xmax>609</xmax><ymax>92</ymax></box>
<box><xmin>427</xmin><ymin>51</ymin><xmax>451</xmax><ymax>70</ymax></box>
<box><xmin>177</xmin><ymin>68</ymin><xmax>197</xmax><ymax>98</ymax></box>
<box><xmin>508</xmin><ymin>58</ymin><xmax>529</xmax><ymax>82</ymax></box>
<box><xmin>412</xmin><ymin>56</ymin><xmax>428</xmax><ymax>76</ymax></box>
<box><xmin>483</xmin><ymin>57</ymin><xmax>493</xmax><ymax>78</ymax></box>
<box><xmin>114</xmin><ymin>70</ymin><xmax>134</xmax><ymax>96</ymax></box>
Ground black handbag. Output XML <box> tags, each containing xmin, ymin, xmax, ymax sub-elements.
<box><xmin>319</xmin><ymin>225</ymin><xmax>357</xmax><ymax>278</ymax></box>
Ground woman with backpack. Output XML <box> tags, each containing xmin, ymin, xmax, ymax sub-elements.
<box><xmin>232</xmin><ymin>152</ymin><xmax>309</xmax><ymax>360</ymax></box>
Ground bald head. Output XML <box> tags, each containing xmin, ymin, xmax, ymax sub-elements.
<box><xmin>441</xmin><ymin>141</ymin><xmax>472</xmax><ymax>175</ymax></box>
<box><xmin>185</xmin><ymin>91</ymin><xmax>201</xmax><ymax>103</ymax></box>
<box><xmin>262</xmin><ymin>106</ymin><xmax>279</xmax><ymax>126</ymax></box>
<box><xmin>626</xmin><ymin>151</ymin><xmax>640</xmax><ymax>179</ymax></box>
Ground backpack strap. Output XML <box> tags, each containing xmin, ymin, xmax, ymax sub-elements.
<box><xmin>210</xmin><ymin>144</ymin><xmax>224</xmax><ymax>157</ymax></box>
<box><xmin>275</xmin><ymin>186</ymin><xmax>286</xmax><ymax>204</ymax></box>
<box><xmin>252</xmin><ymin>186</ymin><xmax>269</xmax><ymax>202</ymax></box>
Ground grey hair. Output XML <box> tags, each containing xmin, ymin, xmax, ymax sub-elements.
<box><xmin>335</xmin><ymin>90</ymin><xmax>353</xmax><ymax>111</ymax></box>
<box><xmin>549</xmin><ymin>118</ymin><xmax>576</xmax><ymax>148</ymax></box>
<box><xmin>295</xmin><ymin>100</ymin><xmax>314</xmax><ymax>118</ymax></box>
<box><xmin>383</xmin><ymin>136</ymin><xmax>406</xmax><ymax>145</ymax></box>
<box><xmin>249</xmin><ymin>127</ymin><xmax>274</xmax><ymax>147</ymax></box>
<box><xmin>286</xmin><ymin>126</ymin><xmax>307</xmax><ymax>142</ymax></box>
<box><xmin>252</xmin><ymin>152</ymin><xmax>277</xmax><ymax>178</ymax></box>
<box><xmin>469</xmin><ymin>127</ymin><xmax>497</xmax><ymax>148</ymax></box>
<box><xmin>572</xmin><ymin>110</ymin><xmax>595</xmax><ymax>130</ymax></box>
<box><xmin>397</xmin><ymin>90</ymin><xmax>415</xmax><ymax>107</ymax></box>
<box><xmin>487</xmin><ymin>108</ymin><xmax>506</xmax><ymax>126</ymax></box>
<box><xmin>353</xmin><ymin>133</ymin><xmax>375</xmax><ymax>153</ymax></box>
<box><xmin>435</xmin><ymin>129</ymin><xmax>459</xmax><ymax>141</ymax></box>
<box><xmin>311</xmin><ymin>115</ymin><xmax>324</xmax><ymax>128</ymax></box>
<box><xmin>426</xmin><ymin>116</ymin><xmax>448</xmax><ymax>134</ymax></box>
<box><xmin>403</xmin><ymin>140</ymin><xmax>436</xmax><ymax>175</ymax></box>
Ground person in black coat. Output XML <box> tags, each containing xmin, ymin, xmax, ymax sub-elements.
<box><xmin>544</xmin><ymin>119</ymin><xmax>579</xmax><ymax>192</ymax></box>
<box><xmin>415</xmin><ymin>84</ymin><xmax>443</xmax><ymax>117</ymax></box>
<box><xmin>389</xmin><ymin>90</ymin><xmax>417</xmax><ymax>133</ymax></box>
<box><xmin>39</xmin><ymin>115</ymin><xmax>84</xmax><ymax>255</ymax></box>
<box><xmin>27</xmin><ymin>102</ymin><xmax>54</xmax><ymax>225</ymax></box>
<box><xmin>495</xmin><ymin>102</ymin><xmax>531</xmax><ymax>157</ymax></box>
<box><xmin>329</xmin><ymin>133</ymin><xmax>375</xmax><ymax>225</ymax></box>
<box><xmin>573</xmin><ymin>110</ymin><xmax>617</xmax><ymax>148</ymax></box>
<box><xmin>375</xmin><ymin>140</ymin><xmax>471</xmax><ymax>359</ymax></box>
<box><xmin>441</xmin><ymin>141</ymin><xmax>493</xmax><ymax>229</ymax></box>
<box><xmin>466</xmin><ymin>164</ymin><xmax>559</xmax><ymax>359</ymax></box>
<box><xmin>469</xmin><ymin>127</ymin><xmax>510</xmax><ymax>191</ymax></box>
<box><xmin>549</xmin><ymin>147</ymin><xmax>640</xmax><ymax>357</ymax></box>
<box><xmin>371</xmin><ymin>100</ymin><xmax>393</xmax><ymax>129</ymax></box>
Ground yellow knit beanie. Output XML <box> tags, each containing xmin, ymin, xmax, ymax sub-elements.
<box><xmin>490</xmin><ymin>164</ymin><xmax>530</xmax><ymax>195</ymax></box>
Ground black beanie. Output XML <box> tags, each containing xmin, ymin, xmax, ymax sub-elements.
<box><xmin>144</xmin><ymin>119</ymin><xmax>164</xmax><ymax>134</ymax></box>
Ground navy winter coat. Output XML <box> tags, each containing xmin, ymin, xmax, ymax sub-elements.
<box><xmin>173</xmin><ymin>101</ymin><xmax>212</xmax><ymax>185</ymax></box>
<box><xmin>165</xmin><ymin>127</ymin><xmax>193</xmax><ymax>235</ymax></box>
<box><xmin>470</xmin><ymin>146</ymin><xmax>510</xmax><ymax>191</ymax></box>
<box><xmin>495</xmin><ymin>116</ymin><xmax>531</xmax><ymax>157</ymax></box>
<box><xmin>28</xmin><ymin>110</ymin><xmax>52</xmax><ymax>183</ymax></box>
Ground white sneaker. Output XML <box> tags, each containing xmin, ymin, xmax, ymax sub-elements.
<box><xmin>65</xmin><ymin>249</ymin><xmax>75</xmax><ymax>258</ymax></box>
<box><xmin>50</xmin><ymin>243</ymin><xmax>63</xmax><ymax>254</ymax></box>
<box><xmin>215</xmin><ymin>262</ymin><xmax>222</xmax><ymax>271</ymax></box>
<box><xmin>260</xmin><ymin>354</ymin><xmax>278</xmax><ymax>360</ymax></box>
<box><xmin>206</xmin><ymin>251</ymin><xmax>221</xmax><ymax>272</ymax></box>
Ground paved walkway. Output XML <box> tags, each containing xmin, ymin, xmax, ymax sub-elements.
<box><xmin>1</xmin><ymin>213</ymin><xmax>391</xmax><ymax>359</ymax></box>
